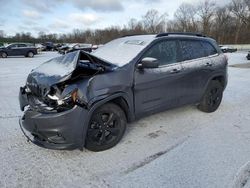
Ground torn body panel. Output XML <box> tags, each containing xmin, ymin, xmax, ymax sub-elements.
<box><xmin>19</xmin><ymin>50</ymin><xmax>134</xmax><ymax>149</ymax></box>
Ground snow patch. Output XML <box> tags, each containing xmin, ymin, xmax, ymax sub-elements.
<box><xmin>92</xmin><ymin>35</ymin><xmax>155</xmax><ymax>66</ymax></box>
<box><xmin>33</xmin><ymin>51</ymin><xmax>79</xmax><ymax>77</ymax></box>
<box><xmin>231</xmin><ymin>162</ymin><xmax>250</xmax><ymax>188</ymax></box>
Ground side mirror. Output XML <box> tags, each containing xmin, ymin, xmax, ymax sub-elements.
<box><xmin>137</xmin><ymin>57</ymin><xmax>159</xmax><ymax>69</ymax></box>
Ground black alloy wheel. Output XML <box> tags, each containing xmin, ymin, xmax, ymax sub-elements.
<box><xmin>85</xmin><ymin>103</ymin><xmax>127</xmax><ymax>151</ymax></box>
<box><xmin>198</xmin><ymin>80</ymin><xmax>223</xmax><ymax>113</ymax></box>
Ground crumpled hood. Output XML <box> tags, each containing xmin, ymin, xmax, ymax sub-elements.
<box><xmin>25</xmin><ymin>50</ymin><xmax>115</xmax><ymax>97</ymax></box>
<box><xmin>26</xmin><ymin>51</ymin><xmax>80</xmax><ymax>97</ymax></box>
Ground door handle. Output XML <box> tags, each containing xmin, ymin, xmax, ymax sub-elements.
<box><xmin>170</xmin><ymin>68</ymin><xmax>181</xmax><ymax>74</ymax></box>
<box><xmin>205</xmin><ymin>62</ymin><xmax>212</xmax><ymax>67</ymax></box>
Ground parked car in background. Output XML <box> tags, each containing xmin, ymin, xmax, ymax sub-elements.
<box><xmin>66</xmin><ymin>43</ymin><xmax>92</xmax><ymax>53</ymax></box>
<box><xmin>58</xmin><ymin>43</ymin><xmax>69</xmax><ymax>54</ymax></box>
<box><xmin>35</xmin><ymin>44</ymin><xmax>46</xmax><ymax>53</ymax></box>
<box><xmin>42</xmin><ymin>42</ymin><xmax>55</xmax><ymax>51</ymax></box>
<box><xmin>247</xmin><ymin>51</ymin><xmax>250</xmax><ymax>60</ymax></box>
<box><xmin>58</xmin><ymin>43</ymin><xmax>92</xmax><ymax>54</ymax></box>
<box><xmin>219</xmin><ymin>45</ymin><xmax>237</xmax><ymax>53</ymax></box>
<box><xmin>19</xmin><ymin>33</ymin><xmax>228</xmax><ymax>151</ymax></box>
<box><xmin>0</xmin><ymin>43</ymin><xmax>37</xmax><ymax>58</ymax></box>
<box><xmin>53</xmin><ymin>43</ymin><xmax>64</xmax><ymax>51</ymax></box>
<box><xmin>92</xmin><ymin>44</ymin><xmax>104</xmax><ymax>51</ymax></box>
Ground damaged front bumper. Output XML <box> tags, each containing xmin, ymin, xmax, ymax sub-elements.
<box><xmin>19</xmin><ymin>88</ymin><xmax>89</xmax><ymax>150</ymax></box>
<box><xmin>19</xmin><ymin>106</ymin><xmax>88</xmax><ymax>150</ymax></box>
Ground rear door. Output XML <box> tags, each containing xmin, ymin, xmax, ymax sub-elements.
<box><xmin>179</xmin><ymin>39</ymin><xmax>215</xmax><ymax>103</ymax></box>
<box><xmin>201</xmin><ymin>40</ymin><xmax>220</xmax><ymax>68</ymax></box>
<box><xmin>17</xmin><ymin>44</ymin><xmax>27</xmax><ymax>55</ymax></box>
<box><xmin>134</xmin><ymin>39</ymin><xmax>185</xmax><ymax>117</ymax></box>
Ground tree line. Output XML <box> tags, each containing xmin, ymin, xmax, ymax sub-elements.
<box><xmin>0</xmin><ymin>0</ymin><xmax>249</xmax><ymax>45</ymax></box>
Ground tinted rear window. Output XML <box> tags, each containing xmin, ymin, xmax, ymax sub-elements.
<box><xmin>18</xmin><ymin>44</ymin><xmax>27</xmax><ymax>47</ymax></box>
<box><xmin>180</xmin><ymin>40</ymin><xmax>206</xmax><ymax>61</ymax></box>
<box><xmin>201</xmin><ymin>41</ymin><xmax>218</xmax><ymax>56</ymax></box>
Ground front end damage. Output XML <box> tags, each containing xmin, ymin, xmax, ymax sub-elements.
<box><xmin>19</xmin><ymin>50</ymin><xmax>115</xmax><ymax>149</ymax></box>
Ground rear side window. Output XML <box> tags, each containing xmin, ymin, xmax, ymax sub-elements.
<box><xmin>180</xmin><ymin>40</ymin><xmax>206</xmax><ymax>61</ymax></box>
<box><xmin>201</xmin><ymin>41</ymin><xmax>218</xmax><ymax>56</ymax></box>
<box><xmin>18</xmin><ymin>44</ymin><xmax>26</xmax><ymax>47</ymax></box>
<box><xmin>143</xmin><ymin>40</ymin><xmax>177</xmax><ymax>66</ymax></box>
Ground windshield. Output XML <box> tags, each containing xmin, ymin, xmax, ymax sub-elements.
<box><xmin>32</xmin><ymin>51</ymin><xmax>79</xmax><ymax>77</ymax></box>
<box><xmin>91</xmin><ymin>35</ymin><xmax>155</xmax><ymax>66</ymax></box>
<box><xmin>5</xmin><ymin>44</ymin><xmax>13</xmax><ymax>48</ymax></box>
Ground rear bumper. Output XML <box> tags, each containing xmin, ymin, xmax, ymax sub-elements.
<box><xmin>19</xmin><ymin>106</ymin><xmax>88</xmax><ymax>150</ymax></box>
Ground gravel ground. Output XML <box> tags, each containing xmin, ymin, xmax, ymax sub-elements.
<box><xmin>0</xmin><ymin>51</ymin><xmax>250</xmax><ymax>188</ymax></box>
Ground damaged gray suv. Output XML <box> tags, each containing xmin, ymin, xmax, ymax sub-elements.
<box><xmin>19</xmin><ymin>33</ymin><xmax>228</xmax><ymax>151</ymax></box>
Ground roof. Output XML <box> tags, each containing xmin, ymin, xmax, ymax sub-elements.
<box><xmin>121</xmin><ymin>32</ymin><xmax>214</xmax><ymax>42</ymax></box>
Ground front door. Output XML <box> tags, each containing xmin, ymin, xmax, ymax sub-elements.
<box><xmin>7</xmin><ymin>44</ymin><xmax>19</xmax><ymax>56</ymax></box>
<box><xmin>134</xmin><ymin>39</ymin><xmax>184</xmax><ymax>118</ymax></box>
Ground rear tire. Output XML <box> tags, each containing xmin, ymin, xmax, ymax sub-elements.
<box><xmin>1</xmin><ymin>52</ymin><xmax>7</xmax><ymax>58</ymax></box>
<box><xmin>85</xmin><ymin>103</ymin><xmax>127</xmax><ymax>152</ymax></box>
<box><xmin>198</xmin><ymin>80</ymin><xmax>223</xmax><ymax>113</ymax></box>
<box><xmin>27</xmin><ymin>51</ymin><xmax>34</xmax><ymax>58</ymax></box>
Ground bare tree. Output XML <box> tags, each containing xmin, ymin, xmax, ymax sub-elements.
<box><xmin>197</xmin><ymin>0</ymin><xmax>216</xmax><ymax>35</ymax></box>
<box><xmin>127</xmin><ymin>18</ymin><xmax>138</xmax><ymax>30</ymax></box>
<box><xmin>212</xmin><ymin>6</ymin><xmax>231</xmax><ymax>43</ymax></box>
<box><xmin>142</xmin><ymin>9</ymin><xmax>168</xmax><ymax>33</ymax></box>
<box><xmin>229</xmin><ymin>0</ymin><xmax>250</xmax><ymax>43</ymax></box>
<box><xmin>1</xmin><ymin>0</ymin><xmax>250</xmax><ymax>45</ymax></box>
<box><xmin>174</xmin><ymin>3</ymin><xmax>198</xmax><ymax>32</ymax></box>
<box><xmin>126</xmin><ymin>18</ymin><xmax>145</xmax><ymax>35</ymax></box>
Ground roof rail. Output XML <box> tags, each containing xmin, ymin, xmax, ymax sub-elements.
<box><xmin>121</xmin><ymin>33</ymin><xmax>148</xmax><ymax>38</ymax></box>
<box><xmin>156</xmin><ymin>32</ymin><xmax>206</xmax><ymax>38</ymax></box>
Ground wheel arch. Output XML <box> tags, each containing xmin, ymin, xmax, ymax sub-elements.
<box><xmin>26</xmin><ymin>50</ymin><xmax>34</xmax><ymax>56</ymax></box>
<box><xmin>199</xmin><ymin>73</ymin><xmax>227</xmax><ymax>102</ymax></box>
<box><xmin>204</xmin><ymin>73</ymin><xmax>227</xmax><ymax>92</ymax></box>
<box><xmin>80</xmin><ymin>92</ymin><xmax>134</xmax><ymax>149</ymax></box>
<box><xmin>88</xmin><ymin>93</ymin><xmax>134</xmax><ymax>123</ymax></box>
<box><xmin>211</xmin><ymin>75</ymin><xmax>226</xmax><ymax>88</ymax></box>
<box><xmin>0</xmin><ymin>51</ymin><xmax>8</xmax><ymax>56</ymax></box>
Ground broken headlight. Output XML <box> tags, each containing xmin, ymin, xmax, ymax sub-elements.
<box><xmin>47</xmin><ymin>88</ymin><xmax>87</xmax><ymax>111</ymax></box>
<box><xmin>47</xmin><ymin>89</ymin><xmax>76</xmax><ymax>109</ymax></box>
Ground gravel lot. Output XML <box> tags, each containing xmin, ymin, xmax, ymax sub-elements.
<box><xmin>0</xmin><ymin>51</ymin><xmax>250</xmax><ymax>188</ymax></box>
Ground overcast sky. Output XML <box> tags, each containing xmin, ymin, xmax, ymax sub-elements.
<box><xmin>0</xmin><ymin>0</ymin><xmax>231</xmax><ymax>37</ymax></box>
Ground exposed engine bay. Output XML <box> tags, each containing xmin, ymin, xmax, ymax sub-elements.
<box><xmin>20</xmin><ymin>50</ymin><xmax>114</xmax><ymax>113</ymax></box>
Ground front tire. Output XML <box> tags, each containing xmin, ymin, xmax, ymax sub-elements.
<box><xmin>1</xmin><ymin>52</ymin><xmax>7</xmax><ymax>58</ymax></box>
<box><xmin>198</xmin><ymin>80</ymin><xmax>223</xmax><ymax>113</ymax></box>
<box><xmin>85</xmin><ymin>103</ymin><xmax>127</xmax><ymax>152</ymax></box>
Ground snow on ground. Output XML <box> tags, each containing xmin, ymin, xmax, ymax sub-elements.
<box><xmin>0</xmin><ymin>51</ymin><xmax>250</xmax><ymax>188</ymax></box>
<box><xmin>226</xmin><ymin>51</ymin><xmax>250</xmax><ymax>66</ymax></box>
